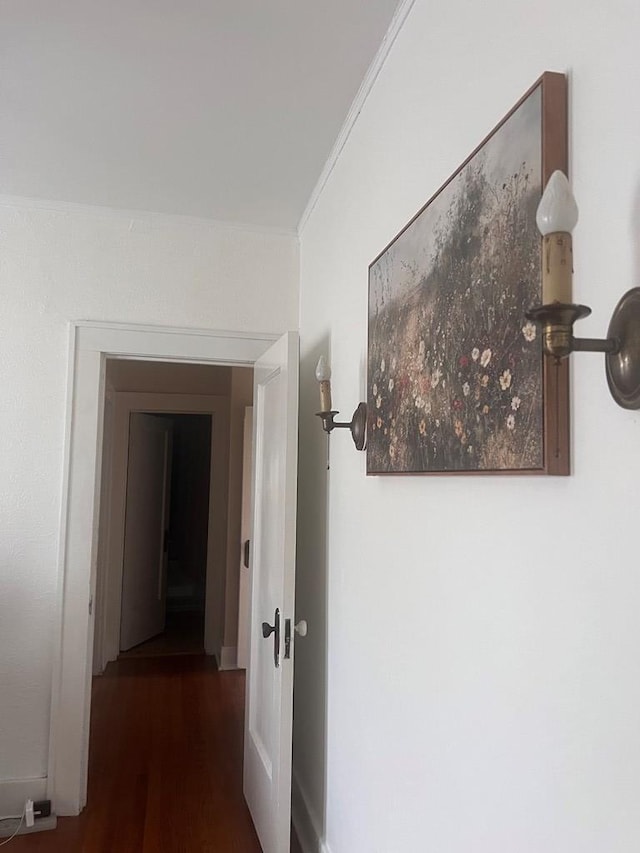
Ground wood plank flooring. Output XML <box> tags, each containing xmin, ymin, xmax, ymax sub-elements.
<box><xmin>119</xmin><ymin>611</ymin><xmax>205</xmax><ymax>659</ymax></box>
<box><xmin>11</xmin><ymin>655</ymin><xmax>263</xmax><ymax>852</ymax></box>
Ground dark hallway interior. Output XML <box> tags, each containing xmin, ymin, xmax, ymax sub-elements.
<box><xmin>121</xmin><ymin>413</ymin><xmax>212</xmax><ymax>659</ymax></box>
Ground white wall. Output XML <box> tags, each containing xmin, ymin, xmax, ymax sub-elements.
<box><xmin>295</xmin><ymin>1</ymin><xmax>640</xmax><ymax>851</ymax></box>
<box><xmin>0</xmin><ymin>198</ymin><xmax>298</xmax><ymax>812</ymax></box>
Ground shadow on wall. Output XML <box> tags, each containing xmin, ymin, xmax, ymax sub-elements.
<box><xmin>292</xmin><ymin>336</ymin><xmax>331</xmax><ymax>851</ymax></box>
<box><xmin>633</xmin><ymin>179</ymin><xmax>640</xmax><ymax>294</ymax></box>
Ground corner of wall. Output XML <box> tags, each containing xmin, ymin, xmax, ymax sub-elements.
<box><xmin>291</xmin><ymin>769</ymin><xmax>333</xmax><ymax>853</ymax></box>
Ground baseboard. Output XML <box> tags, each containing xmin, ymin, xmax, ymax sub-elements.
<box><xmin>218</xmin><ymin>645</ymin><xmax>238</xmax><ymax>670</ymax></box>
<box><xmin>0</xmin><ymin>777</ymin><xmax>47</xmax><ymax>816</ymax></box>
<box><xmin>0</xmin><ymin>815</ymin><xmax>57</xmax><ymax>838</ymax></box>
<box><xmin>291</xmin><ymin>769</ymin><xmax>332</xmax><ymax>853</ymax></box>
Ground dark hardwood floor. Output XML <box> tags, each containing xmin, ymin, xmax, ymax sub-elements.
<box><xmin>11</xmin><ymin>655</ymin><xmax>262</xmax><ymax>852</ymax></box>
<box><xmin>119</xmin><ymin>611</ymin><xmax>205</xmax><ymax>659</ymax></box>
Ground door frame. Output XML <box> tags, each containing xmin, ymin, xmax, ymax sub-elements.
<box><xmin>94</xmin><ymin>392</ymin><xmax>230</xmax><ymax>674</ymax></box>
<box><xmin>49</xmin><ymin>321</ymin><xmax>277</xmax><ymax>816</ymax></box>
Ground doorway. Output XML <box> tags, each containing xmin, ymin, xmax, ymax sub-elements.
<box><xmin>50</xmin><ymin>323</ymin><xmax>300</xmax><ymax>853</ymax></box>
<box><xmin>50</xmin><ymin>323</ymin><xmax>277</xmax><ymax>814</ymax></box>
<box><xmin>93</xmin><ymin>359</ymin><xmax>254</xmax><ymax>673</ymax></box>
<box><xmin>119</xmin><ymin>412</ymin><xmax>212</xmax><ymax>659</ymax></box>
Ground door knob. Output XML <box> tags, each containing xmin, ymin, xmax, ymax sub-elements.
<box><xmin>295</xmin><ymin>620</ymin><xmax>308</xmax><ymax>637</ymax></box>
<box><xmin>261</xmin><ymin>608</ymin><xmax>280</xmax><ymax>668</ymax></box>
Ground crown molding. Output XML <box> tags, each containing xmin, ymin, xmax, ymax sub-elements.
<box><xmin>0</xmin><ymin>193</ymin><xmax>297</xmax><ymax>239</ymax></box>
<box><xmin>297</xmin><ymin>0</ymin><xmax>417</xmax><ymax>235</ymax></box>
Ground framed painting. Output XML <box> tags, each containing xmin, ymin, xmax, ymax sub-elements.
<box><xmin>367</xmin><ymin>72</ymin><xmax>569</xmax><ymax>476</ymax></box>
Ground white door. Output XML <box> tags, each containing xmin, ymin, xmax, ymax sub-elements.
<box><xmin>120</xmin><ymin>413</ymin><xmax>173</xmax><ymax>651</ymax></box>
<box><xmin>244</xmin><ymin>332</ymin><xmax>298</xmax><ymax>853</ymax></box>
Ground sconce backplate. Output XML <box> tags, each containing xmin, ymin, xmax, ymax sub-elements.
<box><xmin>606</xmin><ymin>287</ymin><xmax>640</xmax><ymax>409</ymax></box>
<box><xmin>351</xmin><ymin>402</ymin><xmax>367</xmax><ymax>451</ymax></box>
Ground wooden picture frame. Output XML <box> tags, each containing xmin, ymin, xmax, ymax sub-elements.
<box><xmin>366</xmin><ymin>72</ymin><xmax>569</xmax><ymax>476</ymax></box>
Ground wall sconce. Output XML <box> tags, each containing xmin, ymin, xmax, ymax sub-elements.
<box><xmin>526</xmin><ymin>170</ymin><xmax>640</xmax><ymax>409</ymax></box>
<box><xmin>315</xmin><ymin>356</ymin><xmax>367</xmax><ymax>450</ymax></box>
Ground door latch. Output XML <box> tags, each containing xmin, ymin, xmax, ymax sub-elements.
<box><xmin>284</xmin><ymin>618</ymin><xmax>291</xmax><ymax>659</ymax></box>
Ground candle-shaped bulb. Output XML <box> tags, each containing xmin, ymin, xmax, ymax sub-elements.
<box><xmin>316</xmin><ymin>356</ymin><xmax>332</xmax><ymax>412</ymax></box>
<box><xmin>537</xmin><ymin>171</ymin><xmax>578</xmax><ymax>305</ymax></box>
<box><xmin>315</xmin><ymin>356</ymin><xmax>331</xmax><ymax>382</ymax></box>
<box><xmin>536</xmin><ymin>170</ymin><xmax>579</xmax><ymax>236</ymax></box>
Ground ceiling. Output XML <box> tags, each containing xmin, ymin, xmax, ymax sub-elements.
<box><xmin>0</xmin><ymin>0</ymin><xmax>400</xmax><ymax>229</ymax></box>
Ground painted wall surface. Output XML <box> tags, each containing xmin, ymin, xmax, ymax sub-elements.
<box><xmin>295</xmin><ymin>1</ymin><xmax>640</xmax><ymax>851</ymax></box>
<box><xmin>0</xmin><ymin>198</ymin><xmax>298</xmax><ymax>806</ymax></box>
<box><xmin>106</xmin><ymin>360</ymin><xmax>233</xmax><ymax>396</ymax></box>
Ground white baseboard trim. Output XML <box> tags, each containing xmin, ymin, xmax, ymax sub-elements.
<box><xmin>0</xmin><ymin>777</ymin><xmax>48</xmax><ymax>816</ymax></box>
<box><xmin>291</xmin><ymin>769</ymin><xmax>333</xmax><ymax>853</ymax></box>
<box><xmin>218</xmin><ymin>645</ymin><xmax>238</xmax><ymax>670</ymax></box>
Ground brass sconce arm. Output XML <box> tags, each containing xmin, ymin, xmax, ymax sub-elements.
<box><xmin>526</xmin><ymin>303</ymin><xmax>619</xmax><ymax>359</ymax></box>
<box><xmin>571</xmin><ymin>336</ymin><xmax>619</xmax><ymax>354</ymax></box>
<box><xmin>316</xmin><ymin>403</ymin><xmax>367</xmax><ymax>451</ymax></box>
<box><xmin>526</xmin><ymin>289</ymin><xmax>640</xmax><ymax>408</ymax></box>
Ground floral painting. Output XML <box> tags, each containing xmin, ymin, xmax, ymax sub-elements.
<box><xmin>367</xmin><ymin>77</ymin><xmax>567</xmax><ymax>475</ymax></box>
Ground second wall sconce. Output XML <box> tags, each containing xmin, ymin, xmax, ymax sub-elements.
<box><xmin>315</xmin><ymin>356</ymin><xmax>367</xmax><ymax>450</ymax></box>
<box><xmin>526</xmin><ymin>170</ymin><xmax>640</xmax><ymax>409</ymax></box>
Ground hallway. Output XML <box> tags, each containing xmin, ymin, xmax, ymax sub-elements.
<box><xmin>12</xmin><ymin>656</ymin><xmax>262</xmax><ymax>851</ymax></box>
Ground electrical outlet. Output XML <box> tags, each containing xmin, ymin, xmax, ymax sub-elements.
<box><xmin>33</xmin><ymin>800</ymin><xmax>52</xmax><ymax>820</ymax></box>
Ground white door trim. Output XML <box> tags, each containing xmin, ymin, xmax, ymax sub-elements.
<box><xmin>49</xmin><ymin>321</ymin><xmax>277</xmax><ymax>816</ymax></box>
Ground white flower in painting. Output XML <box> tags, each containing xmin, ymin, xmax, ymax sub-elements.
<box><xmin>415</xmin><ymin>395</ymin><xmax>425</xmax><ymax>409</ymax></box>
<box><xmin>522</xmin><ymin>321</ymin><xmax>537</xmax><ymax>342</ymax></box>
<box><xmin>499</xmin><ymin>369</ymin><xmax>512</xmax><ymax>391</ymax></box>
<box><xmin>511</xmin><ymin>396</ymin><xmax>522</xmax><ymax>411</ymax></box>
<box><xmin>376</xmin><ymin>395</ymin><xmax>382</xmax><ymax>409</ymax></box>
<box><xmin>424</xmin><ymin>401</ymin><xmax>432</xmax><ymax>414</ymax></box>
<box><xmin>372</xmin><ymin>383</ymin><xmax>378</xmax><ymax>396</ymax></box>
<box><xmin>418</xmin><ymin>340</ymin><xmax>425</xmax><ymax>357</ymax></box>
<box><xmin>388</xmin><ymin>378</ymin><xmax>394</xmax><ymax>392</ymax></box>
<box><xmin>462</xmin><ymin>382</ymin><xmax>470</xmax><ymax>397</ymax></box>
<box><xmin>430</xmin><ymin>367</ymin><xmax>442</xmax><ymax>389</ymax></box>
<box><xmin>480</xmin><ymin>348</ymin><xmax>492</xmax><ymax>368</ymax></box>
<box><xmin>380</xmin><ymin>358</ymin><xmax>386</xmax><ymax>373</ymax></box>
<box><xmin>471</xmin><ymin>347</ymin><xmax>480</xmax><ymax>362</ymax></box>
<box><xmin>506</xmin><ymin>414</ymin><xmax>516</xmax><ymax>430</ymax></box>
<box><xmin>391</xmin><ymin>356</ymin><xmax>397</xmax><ymax>370</ymax></box>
